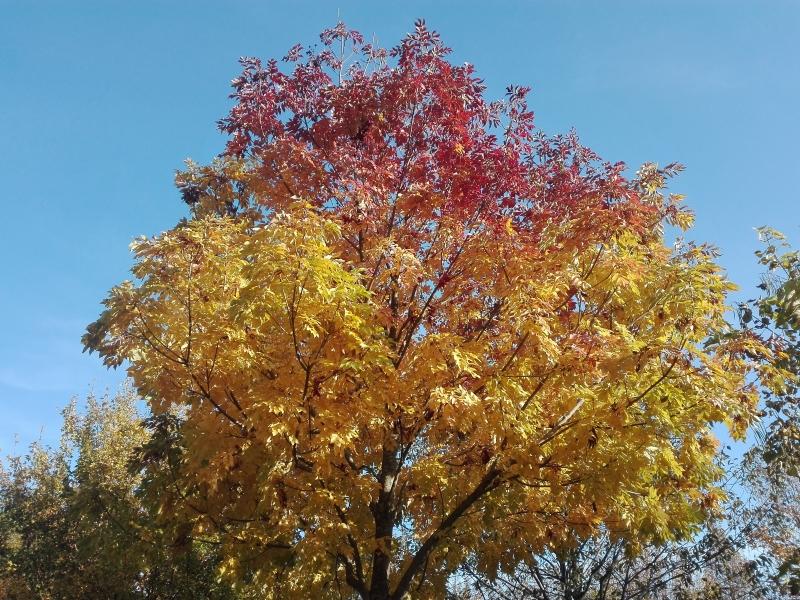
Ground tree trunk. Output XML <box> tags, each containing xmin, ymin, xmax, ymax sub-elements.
<box><xmin>369</xmin><ymin>443</ymin><xmax>399</xmax><ymax>599</ymax></box>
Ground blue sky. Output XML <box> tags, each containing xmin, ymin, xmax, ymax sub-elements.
<box><xmin>1</xmin><ymin>1</ymin><xmax>798</xmax><ymax>450</ymax></box>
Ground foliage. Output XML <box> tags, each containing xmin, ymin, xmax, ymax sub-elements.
<box><xmin>735</xmin><ymin>227</ymin><xmax>800</xmax><ymax>595</ymax></box>
<box><xmin>459</xmin><ymin>229</ymin><xmax>800</xmax><ymax>600</ymax></box>
<box><xmin>739</xmin><ymin>227</ymin><xmax>800</xmax><ymax>473</ymax></box>
<box><xmin>0</xmin><ymin>390</ymin><xmax>241</xmax><ymax>599</ymax></box>
<box><xmin>84</xmin><ymin>21</ymin><xmax>787</xmax><ymax>599</ymax></box>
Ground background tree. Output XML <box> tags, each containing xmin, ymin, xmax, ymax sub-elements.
<box><xmin>737</xmin><ymin>228</ymin><xmax>800</xmax><ymax>594</ymax></box>
<box><xmin>742</xmin><ymin>228</ymin><xmax>800</xmax><ymax>474</ymax></box>
<box><xmin>84</xmin><ymin>21</ymin><xmax>787</xmax><ymax>599</ymax></box>
<box><xmin>0</xmin><ymin>390</ymin><xmax>241</xmax><ymax>599</ymax></box>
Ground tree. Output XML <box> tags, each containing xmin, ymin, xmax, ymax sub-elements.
<box><xmin>736</xmin><ymin>227</ymin><xmax>800</xmax><ymax>595</ymax></box>
<box><xmin>741</xmin><ymin>227</ymin><xmax>800</xmax><ymax>474</ymax></box>
<box><xmin>0</xmin><ymin>390</ymin><xmax>241</xmax><ymax>599</ymax></box>
<box><xmin>84</xmin><ymin>21</ymin><xmax>785</xmax><ymax>599</ymax></box>
<box><xmin>739</xmin><ymin>453</ymin><xmax>800</xmax><ymax>597</ymax></box>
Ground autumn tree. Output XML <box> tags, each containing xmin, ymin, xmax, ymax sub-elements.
<box><xmin>85</xmin><ymin>21</ymin><xmax>786</xmax><ymax>599</ymax></box>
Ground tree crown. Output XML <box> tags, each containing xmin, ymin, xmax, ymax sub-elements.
<box><xmin>84</xmin><ymin>21</ymin><xmax>784</xmax><ymax>599</ymax></box>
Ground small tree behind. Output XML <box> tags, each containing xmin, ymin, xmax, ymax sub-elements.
<box><xmin>0</xmin><ymin>390</ymin><xmax>239</xmax><ymax>599</ymax></box>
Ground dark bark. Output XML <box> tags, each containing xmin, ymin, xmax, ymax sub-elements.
<box><xmin>369</xmin><ymin>444</ymin><xmax>400</xmax><ymax>600</ymax></box>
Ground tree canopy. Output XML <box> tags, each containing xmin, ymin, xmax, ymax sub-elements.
<box><xmin>83</xmin><ymin>21</ymin><xmax>788</xmax><ymax>599</ymax></box>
